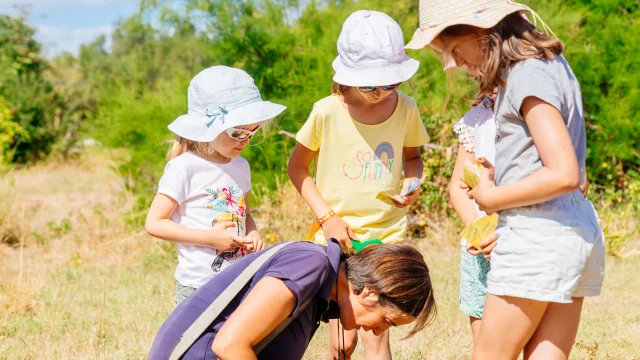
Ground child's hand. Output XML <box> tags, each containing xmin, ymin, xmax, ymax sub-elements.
<box><xmin>393</xmin><ymin>177</ymin><xmax>421</xmax><ymax>208</ymax></box>
<box><xmin>580</xmin><ymin>174</ymin><xmax>589</xmax><ymax>199</ymax></box>
<box><xmin>321</xmin><ymin>216</ymin><xmax>356</xmax><ymax>251</ymax></box>
<box><xmin>465</xmin><ymin>158</ymin><xmax>496</xmax><ymax>213</ymax></box>
<box><xmin>466</xmin><ymin>232</ymin><xmax>498</xmax><ymax>259</ymax></box>
<box><xmin>205</xmin><ymin>221</ymin><xmax>251</xmax><ymax>252</ymax></box>
<box><xmin>244</xmin><ymin>231</ymin><xmax>265</xmax><ymax>253</ymax></box>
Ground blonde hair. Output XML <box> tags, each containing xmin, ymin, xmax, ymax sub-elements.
<box><xmin>166</xmin><ymin>120</ymin><xmax>277</xmax><ymax>160</ymax></box>
<box><xmin>166</xmin><ymin>137</ymin><xmax>216</xmax><ymax>160</ymax></box>
<box><xmin>441</xmin><ymin>14</ymin><xmax>564</xmax><ymax>104</ymax></box>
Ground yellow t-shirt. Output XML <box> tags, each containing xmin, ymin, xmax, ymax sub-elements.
<box><xmin>296</xmin><ymin>92</ymin><xmax>430</xmax><ymax>243</ymax></box>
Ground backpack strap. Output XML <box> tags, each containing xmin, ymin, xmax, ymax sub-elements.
<box><xmin>169</xmin><ymin>241</ymin><xmax>297</xmax><ymax>360</ymax></box>
<box><xmin>253</xmin><ymin>296</ymin><xmax>314</xmax><ymax>353</ymax></box>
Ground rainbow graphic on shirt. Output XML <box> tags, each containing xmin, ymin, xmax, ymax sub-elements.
<box><xmin>343</xmin><ymin>142</ymin><xmax>396</xmax><ymax>181</ymax></box>
<box><xmin>374</xmin><ymin>142</ymin><xmax>394</xmax><ymax>161</ymax></box>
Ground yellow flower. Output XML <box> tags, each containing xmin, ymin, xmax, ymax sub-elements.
<box><xmin>419</xmin><ymin>220</ymin><xmax>427</xmax><ymax>227</ymax></box>
<box><xmin>601</xmin><ymin>162</ymin><xmax>609</xmax><ymax>168</ymax></box>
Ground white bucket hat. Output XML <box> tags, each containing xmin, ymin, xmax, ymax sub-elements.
<box><xmin>405</xmin><ymin>0</ymin><xmax>547</xmax><ymax>50</ymax></box>
<box><xmin>168</xmin><ymin>66</ymin><xmax>286</xmax><ymax>142</ymax></box>
<box><xmin>332</xmin><ymin>10</ymin><xmax>420</xmax><ymax>87</ymax></box>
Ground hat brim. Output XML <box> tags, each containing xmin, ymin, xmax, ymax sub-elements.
<box><xmin>332</xmin><ymin>56</ymin><xmax>420</xmax><ymax>87</ymax></box>
<box><xmin>168</xmin><ymin>101</ymin><xmax>286</xmax><ymax>142</ymax></box>
<box><xmin>405</xmin><ymin>4</ymin><xmax>530</xmax><ymax>50</ymax></box>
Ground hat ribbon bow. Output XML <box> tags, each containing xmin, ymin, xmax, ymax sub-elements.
<box><xmin>204</xmin><ymin>106</ymin><xmax>228</xmax><ymax>127</ymax></box>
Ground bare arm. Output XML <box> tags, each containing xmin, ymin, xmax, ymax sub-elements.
<box><xmin>244</xmin><ymin>191</ymin><xmax>258</xmax><ymax>235</ymax></box>
<box><xmin>144</xmin><ymin>193</ymin><xmax>251</xmax><ymax>251</ymax></box>
<box><xmin>403</xmin><ymin>146</ymin><xmax>424</xmax><ymax>180</ymax></box>
<box><xmin>472</xmin><ymin>97</ymin><xmax>580</xmax><ymax>213</ymax></box>
<box><xmin>287</xmin><ymin>143</ymin><xmax>332</xmax><ymax>218</ymax></box>
<box><xmin>452</xmin><ymin>145</ymin><xmax>498</xmax><ymax>257</ymax></box>
<box><xmin>243</xmin><ymin>191</ymin><xmax>264</xmax><ymax>252</ymax></box>
<box><xmin>450</xmin><ymin>144</ymin><xmax>477</xmax><ymax>225</ymax></box>
<box><xmin>212</xmin><ymin>277</ymin><xmax>297</xmax><ymax>359</ymax></box>
<box><xmin>288</xmin><ymin>143</ymin><xmax>356</xmax><ymax>245</ymax></box>
<box><xmin>580</xmin><ymin>172</ymin><xmax>589</xmax><ymax>198</ymax></box>
<box><xmin>393</xmin><ymin>146</ymin><xmax>424</xmax><ymax>208</ymax></box>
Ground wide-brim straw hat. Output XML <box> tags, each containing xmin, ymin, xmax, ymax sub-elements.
<box><xmin>405</xmin><ymin>0</ymin><xmax>535</xmax><ymax>50</ymax></box>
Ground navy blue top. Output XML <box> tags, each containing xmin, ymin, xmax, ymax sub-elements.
<box><xmin>148</xmin><ymin>240</ymin><xmax>342</xmax><ymax>360</ymax></box>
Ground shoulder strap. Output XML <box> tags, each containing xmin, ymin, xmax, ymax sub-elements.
<box><xmin>169</xmin><ymin>241</ymin><xmax>295</xmax><ymax>360</ymax></box>
<box><xmin>253</xmin><ymin>296</ymin><xmax>314</xmax><ymax>354</ymax></box>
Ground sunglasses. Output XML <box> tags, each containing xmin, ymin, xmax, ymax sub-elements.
<box><xmin>357</xmin><ymin>83</ymin><xmax>402</xmax><ymax>93</ymax></box>
<box><xmin>225</xmin><ymin>125</ymin><xmax>260</xmax><ymax>141</ymax></box>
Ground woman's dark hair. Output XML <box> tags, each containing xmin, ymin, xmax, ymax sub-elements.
<box><xmin>441</xmin><ymin>13</ymin><xmax>564</xmax><ymax>104</ymax></box>
<box><xmin>345</xmin><ymin>244</ymin><xmax>436</xmax><ymax>338</ymax></box>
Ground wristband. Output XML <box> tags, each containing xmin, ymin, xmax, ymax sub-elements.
<box><xmin>305</xmin><ymin>210</ymin><xmax>336</xmax><ymax>241</ymax></box>
<box><xmin>317</xmin><ymin>210</ymin><xmax>336</xmax><ymax>225</ymax></box>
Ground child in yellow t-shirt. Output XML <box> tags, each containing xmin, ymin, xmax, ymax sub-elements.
<box><xmin>287</xmin><ymin>10</ymin><xmax>429</xmax><ymax>360</ymax></box>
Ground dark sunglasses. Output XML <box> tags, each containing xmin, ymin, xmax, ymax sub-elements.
<box><xmin>357</xmin><ymin>83</ymin><xmax>402</xmax><ymax>93</ymax></box>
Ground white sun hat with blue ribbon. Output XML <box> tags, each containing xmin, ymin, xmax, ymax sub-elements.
<box><xmin>168</xmin><ymin>66</ymin><xmax>287</xmax><ymax>142</ymax></box>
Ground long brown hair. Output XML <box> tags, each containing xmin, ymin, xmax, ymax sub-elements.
<box><xmin>442</xmin><ymin>13</ymin><xmax>564</xmax><ymax>104</ymax></box>
<box><xmin>346</xmin><ymin>244</ymin><xmax>436</xmax><ymax>338</ymax></box>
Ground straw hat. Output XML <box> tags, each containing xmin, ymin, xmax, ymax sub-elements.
<box><xmin>168</xmin><ymin>66</ymin><xmax>286</xmax><ymax>142</ymax></box>
<box><xmin>405</xmin><ymin>0</ymin><xmax>534</xmax><ymax>50</ymax></box>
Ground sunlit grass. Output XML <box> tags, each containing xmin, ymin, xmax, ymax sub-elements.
<box><xmin>0</xmin><ymin>153</ymin><xmax>638</xmax><ymax>359</ymax></box>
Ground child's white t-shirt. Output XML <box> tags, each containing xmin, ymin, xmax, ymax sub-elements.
<box><xmin>157</xmin><ymin>151</ymin><xmax>252</xmax><ymax>288</ymax></box>
<box><xmin>454</xmin><ymin>98</ymin><xmax>496</xmax><ymax>246</ymax></box>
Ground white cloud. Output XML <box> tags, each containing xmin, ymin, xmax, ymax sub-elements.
<box><xmin>0</xmin><ymin>0</ymin><xmax>139</xmax><ymax>56</ymax></box>
<box><xmin>35</xmin><ymin>24</ymin><xmax>113</xmax><ymax>56</ymax></box>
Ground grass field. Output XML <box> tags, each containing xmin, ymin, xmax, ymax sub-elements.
<box><xmin>1</xmin><ymin>154</ymin><xmax>639</xmax><ymax>359</ymax></box>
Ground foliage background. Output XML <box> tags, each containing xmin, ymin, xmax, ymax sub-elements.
<box><xmin>1</xmin><ymin>2</ymin><xmax>639</xmax><ymax>358</ymax></box>
<box><xmin>1</xmin><ymin>0</ymin><xmax>639</xmax><ymax>220</ymax></box>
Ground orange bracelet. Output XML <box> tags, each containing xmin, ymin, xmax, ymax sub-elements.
<box><xmin>305</xmin><ymin>210</ymin><xmax>336</xmax><ymax>241</ymax></box>
<box><xmin>317</xmin><ymin>210</ymin><xmax>336</xmax><ymax>225</ymax></box>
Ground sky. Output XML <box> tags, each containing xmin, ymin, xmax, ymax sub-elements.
<box><xmin>0</xmin><ymin>0</ymin><xmax>139</xmax><ymax>57</ymax></box>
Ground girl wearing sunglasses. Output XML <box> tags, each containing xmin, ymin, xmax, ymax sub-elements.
<box><xmin>145</xmin><ymin>66</ymin><xmax>286</xmax><ymax>305</ymax></box>
<box><xmin>288</xmin><ymin>10</ymin><xmax>429</xmax><ymax>360</ymax></box>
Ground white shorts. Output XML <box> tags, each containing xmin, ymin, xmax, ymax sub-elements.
<box><xmin>487</xmin><ymin>190</ymin><xmax>605</xmax><ymax>303</ymax></box>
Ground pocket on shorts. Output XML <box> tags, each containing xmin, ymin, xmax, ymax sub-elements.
<box><xmin>550</xmin><ymin>219</ymin><xmax>597</xmax><ymax>281</ymax></box>
<box><xmin>499</xmin><ymin>214</ymin><xmax>598</xmax><ymax>283</ymax></box>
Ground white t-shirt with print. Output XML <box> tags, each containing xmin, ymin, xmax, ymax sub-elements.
<box><xmin>157</xmin><ymin>151</ymin><xmax>252</xmax><ymax>288</ymax></box>
<box><xmin>453</xmin><ymin>98</ymin><xmax>496</xmax><ymax>246</ymax></box>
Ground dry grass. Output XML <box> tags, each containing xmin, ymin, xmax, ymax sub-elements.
<box><xmin>252</xmin><ymin>177</ymin><xmax>315</xmax><ymax>242</ymax></box>
<box><xmin>0</xmin><ymin>152</ymin><xmax>638</xmax><ymax>359</ymax></box>
<box><xmin>304</xmin><ymin>237</ymin><xmax>640</xmax><ymax>360</ymax></box>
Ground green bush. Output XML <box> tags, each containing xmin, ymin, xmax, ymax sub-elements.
<box><xmin>0</xmin><ymin>15</ymin><xmax>82</xmax><ymax>164</ymax></box>
<box><xmin>0</xmin><ymin>97</ymin><xmax>28</xmax><ymax>165</ymax></box>
<box><xmin>65</xmin><ymin>0</ymin><xmax>639</xmax><ymax>218</ymax></box>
